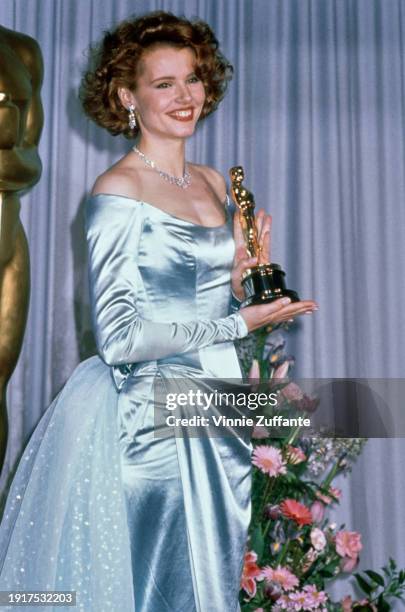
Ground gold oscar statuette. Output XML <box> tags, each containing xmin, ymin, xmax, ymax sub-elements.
<box><xmin>229</xmin><ymin>166</ymin><xmax>299</xmax><ymax>307</ymax></box>
<box><xmin>0</xmin><ymin>26</ymin><xmax>44</xmax><ymax>474</ymax></box>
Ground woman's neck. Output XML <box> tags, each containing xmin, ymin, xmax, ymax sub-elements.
<box><xmin>135</xmin><ymin>135</ymin><xmax>187</xmax><ymax>177</ymax></box>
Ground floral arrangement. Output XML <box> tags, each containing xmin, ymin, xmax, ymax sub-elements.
<box><xmin>236</xmin><ymin>328</ymin><xmax>405</xmax><ymax>611</ymax></box>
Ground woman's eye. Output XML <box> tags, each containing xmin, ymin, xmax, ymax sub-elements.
<box><xmin>155</xmin><ymin>77</ymin><xmax>199</xmax><ymax>89</ymax></box>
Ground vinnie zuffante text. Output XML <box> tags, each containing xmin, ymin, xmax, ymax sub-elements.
<box><xmin>164</xmin><ymin>389</ymin><xmax>311</xmax><ymax>429</ymax></box>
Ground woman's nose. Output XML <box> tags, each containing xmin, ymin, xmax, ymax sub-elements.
<box><xmin>175</xmin><ymin>83</ymin><xmax>192</xmax><ymax>102</ymax></box>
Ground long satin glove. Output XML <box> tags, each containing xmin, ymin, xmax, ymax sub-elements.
<box><xmin>85</xmin><ymin>197</ymin><xmax>248</xmax><ymax>367</ymax></box>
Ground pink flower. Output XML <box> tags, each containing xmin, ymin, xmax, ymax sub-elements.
<box><xmin>340</xmin><ymin>555</ymin><xmax>359</xmax><ymax>572</ymax></box>
<box><xmin>289</xmin><ymin>590</ymin><xmax>308</xmax><ymax>610</ymax></box>
<box><xmin>277</xmin><ymin>594</ymin><xmax>292</xmax><ymax>610</ymax></box>
<box><xmin>329</xmin><ymin>486</ymin><xmax>341</xmax><ymax>500</ymax></box>
<box><xmin>341</xmin><ymin>595</ymin><xmax>353</xmax><ymax>612</ymax></box>
<box><xmin>310</xmin><ymin>527</ymin><xmax>327</xmax><ymax>551</ymax></box>
<box><xmin>251</xmin><ymin>424</ymin><xmax>270</xmax><ymax>439</ymax></box>
<box><xmin>252</xmin><ymin>445</ymin><xmax>287</xmax><ymax>477</ymax></box>
<box><xmin>273</xmin><ymin>360</ymin><xmax>290</xmax><ymax>379</ymax></box>
<box><xmin>240</xmin><ymin>550</ymin><xmax>262</xmax><ymax>598</ymax></box>
<box><xmin>281</xmin><ymin>382</ymin><xmax>304</xmax><ymax>402</ymax></box>
<box><xmin>261</xmin><ymin>565</ymin><xmax>299</xmax><ymax>591</ymax></box>
<box><xmin>335</xmin><ymin>530</ymin><xmax>362</xmax><ymax>559</ymax></box>
<box><xmin>281</xmin><ymin>384</ymin><xmax>320</xmax><ymax>412</ymax></box>
<box><xmin>285</xmin><ymin>445</ymin><xmax>306</xmax><ymax>465</ymax></box>
<box><xmin>310</xmin><ymin>501</ymin><xmax>325</xmax><ymax>523</ymax></box>
<box><xmin>303</xmin><ymin>584</ymin><xmax>328</xmax><ymax>607</ymax></box>
<box><xmin>316</xmin><ymin>486</ymin><xmax>342</xmax><ymax>505</ymax></box>
<box><xmin>298</xmin><ymin>393</ymin><xmax>320</xmax><ymax>413</ymax></box>
<box><xmin>301</xmin><ymin>548</ymin><xmax>319</xmax><ymax>573</ymax></box>
<box><xmin>280</xmin><ymin>499</ymin><xmax>313</xmax><ymax>527</ymax></box>
<box><xmin>248</xmin><ymin>359</ymin><xmax>260</xmax><ymax>381</ymax></box>
<box><xmin>315</xmin><ymin>492</ymin><xmax>331</xmax><ymax>504</ymax></box>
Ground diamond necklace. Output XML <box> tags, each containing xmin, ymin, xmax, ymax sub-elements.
<box><xmin>132</xmin><ymin>145</ymin><xmax>191</xmax><ymax>189</ymax></box>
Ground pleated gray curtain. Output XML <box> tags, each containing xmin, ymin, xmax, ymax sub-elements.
<box><xmin>1</xmin><ymin>0</ymin><xmax>405</xmax><ymax>602</ymax></box>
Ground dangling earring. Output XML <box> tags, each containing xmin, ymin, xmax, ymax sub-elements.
<box><xmin>128</xmin><ymin>104</ymin><xmax>137</xmax><ymax>130</ymax></box>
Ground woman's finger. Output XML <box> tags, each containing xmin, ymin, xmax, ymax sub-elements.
<box><xmin>257</xmin><ymin>214</ymin><xmax>271</xmax><ymax>264</ymax></box>
<box><xmin>278</xmin><ymin>301</ymin><xmax>318</xmax><ymax>315</ymax></box>
<box><xmin>239</xmin><ymin>298</ymin><xmax>318</xmax><ymax>332</ymax></box>
<box><xmin>233</xmin><ymin>245</ymin><xmax>248</xmax><ymax>266</ymax></box>
<box><xmin>258</xmin><ymin>228</ymin><xmax>271</xmax><ymax>264</ymax></box>
<box><xmin>257</xmin><ymin>211</ymin><xmax>270</xmax><ymax>238</ymax></box>
<box><xmin>255</xmin><ymin>209</ymin><xmax>265</xmax><ymax>238</ymax></box>
<box><xmin>233</xmin><ymin>256</ymin><xmax>257</xmax><ymax>277</ymax></box>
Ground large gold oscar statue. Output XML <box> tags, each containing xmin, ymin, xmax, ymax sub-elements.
<box><xmin>0</xmin><ymin>26</ymin><xmax>43</xmax><ymax>473</ymax></box>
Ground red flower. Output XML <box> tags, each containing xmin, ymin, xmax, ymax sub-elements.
<box><xmin>240</xmin><ymin>550</ymin><xmax>262</xmax><ymax>598</ymax></box>
<box><xmin>280</xmin><ymin>499</ymin><xmax>313</xmax><ymax>526</ymax></box>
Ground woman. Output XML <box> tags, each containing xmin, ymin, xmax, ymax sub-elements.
<box><xmin>0</xmin><ymin>11</ymin><xmax>317</xmax><ymax>612</ymax></box>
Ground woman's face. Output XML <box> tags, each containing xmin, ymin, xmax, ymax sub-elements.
<box><xmin>121</xmin><ymin>45</ymin><xmax>206</xmax><ymax>141</ymax></box>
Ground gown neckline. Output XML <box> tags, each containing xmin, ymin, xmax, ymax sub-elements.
<box><xmin>89</xmin><ymin>192</ymin><xmax>230</xmax><ymax>230</ymax></box>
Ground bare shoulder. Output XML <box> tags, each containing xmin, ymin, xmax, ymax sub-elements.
<box><xmin>190</xmin><ymin>163</ymin><xmax>227</xmax><ymax>202</ymax></box>
<box><xmin>91</xmin><ymin>164</ymin><xmax>140</xmax><ymax>198</ymax></box>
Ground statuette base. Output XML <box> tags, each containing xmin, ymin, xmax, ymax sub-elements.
<box><xmin>241</xmin><ymin>263</ymin><xmax>299</xmax><ymax>308</ymax></box>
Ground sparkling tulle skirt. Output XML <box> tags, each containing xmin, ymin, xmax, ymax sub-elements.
<box><xmin>0</xmin><ymin>356</ymin><xmax>252</xmax><ymax>611</ymax></box>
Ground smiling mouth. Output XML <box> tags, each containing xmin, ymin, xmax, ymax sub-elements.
<box><xmin>167</xmin><ymin>108</ymin><xmax>195</xmax><ymax>121</ymax></box>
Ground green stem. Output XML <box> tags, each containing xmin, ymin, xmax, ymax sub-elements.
<box><xmin>260</xmin><ymin>476</ymin><xmax>275</xmax><ymax>516</ymax></box>
<box><xmin>263</xmin><ymin>518</ymin><xmax>272</xmax><ymax>540</ymax></box>
<box><xmin>255</xmin><ymin>330</ymin><xmax>268</xmax><ymax>380</ymax></box>
<box><xmin>285</xmin><ymin>424</ymin><xmax>302</xmax><ymax>447</ymax></box>
<box><xmin>321</xmin><ymin>457</ymin><xmax>342</xmax><ymax>489</ymax></box>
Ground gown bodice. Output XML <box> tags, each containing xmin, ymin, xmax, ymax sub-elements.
<box><xmin>85</xmin><ymin>193</ymin><xmax>248</xmax><ymax>383</ymax></box>
<box><xmin>87</xmin><ymin>193</ymin><xmax>235</xmax><ymax>322</ymax></box>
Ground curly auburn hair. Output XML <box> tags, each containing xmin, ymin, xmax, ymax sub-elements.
<box><xmin>80</xmin><ymin>11</ymin><xmax>233</xmax><ymax>138</ymax></box>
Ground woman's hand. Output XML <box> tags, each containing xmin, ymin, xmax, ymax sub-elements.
<box><xmin>239</xmin><ymin>297</ymin><xmax>318</xmax><ymax>333</ymax></box>
<box><xmin>231</xmin><ymin>208</ymin><xmax>318</xmax><ymax>330</ymax></box>
<box><xmin>231</xmin><ymin>208</ymin><xmax>271</xmax><ymax>301</ymax></box>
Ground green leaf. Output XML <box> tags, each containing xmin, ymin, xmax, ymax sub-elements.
<box><xmin>323</xmin><ymin>561</ymin><xmax>339</xmax><ymax>573</ymax></box>
<box><xmin>354</xmin><ymin>573</ymin><xmax>374</xmax><ymax>595</ymax></box>
<box><xmin>240</xmin><ymin>604</ymin><xmax>262</xmax><ymax>612</ymax></box>
<box><xmin>377</xmin><ymin>594</ymin><xmax>391</xmax><ymax>612</ymax></box>
<box><xmin>364</xmin><ymin>569</ymin><xmax>385</xmax><ymax>587</ymax></box>
<box><xmin>321</xmin><ymin>569</ymin><xmax>335</xmax><ymax>578</ymax></box>
<box><xmin>250</xmin><ymin>525</ymin><xmax>264</xmax><ymax>559</ymax></box>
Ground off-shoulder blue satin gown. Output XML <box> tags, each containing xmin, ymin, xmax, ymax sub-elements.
<box><xmin>0</xmin><ymin>193</ymin><xmax>252</xmax><ymax>612</ymax></box>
